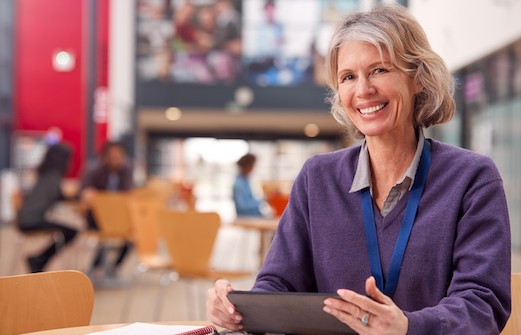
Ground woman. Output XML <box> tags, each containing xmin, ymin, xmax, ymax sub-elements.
<box><xmin>207</xmin><ymin>4</ymin><xmax>511</xmax><ymax>335</ymax></box>
<box><xmin>233</xmin><ymin>153</ymin><xmax>264</xmax><ymax>217</ymax></box>
<box><xmin>18</xmin><ymin>143</ymin><xmax>78</xmax><ymax>273</ymax></box>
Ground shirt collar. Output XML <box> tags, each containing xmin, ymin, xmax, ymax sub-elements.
<box><xmin>349</xmin><ymin>129</ymin><xmax>425</xmax><ymax>193</ymax></box>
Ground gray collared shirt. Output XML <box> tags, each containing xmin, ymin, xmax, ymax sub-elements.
<box><xmin>349</xmin><ymin>130</ymin><xmax>425</xmax><ymax>217</ymax></box>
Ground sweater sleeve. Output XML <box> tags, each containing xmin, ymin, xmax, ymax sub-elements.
<box><xmin>405</xmin><ymin>176</ymin><xmax>511</xmax><ymax>334</ymax></box>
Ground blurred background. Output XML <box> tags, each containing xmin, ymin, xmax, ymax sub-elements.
<box><xmin>0</xmin><ymin>0</ymin><xmax>520</xmax><ymax>325</ymax></box>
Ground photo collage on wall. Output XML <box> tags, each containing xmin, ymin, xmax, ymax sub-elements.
<box><xmin>136</xmin><ymin>0</ymin><xmax>359</xmax><ymax>86</ymax></box>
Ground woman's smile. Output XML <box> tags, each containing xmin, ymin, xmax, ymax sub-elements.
<box><xmin>358</xmin><ymin>102</ymin><xmax>388</xmax><ymax>116</ymax></box>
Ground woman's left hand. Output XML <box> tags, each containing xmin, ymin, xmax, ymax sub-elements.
<box><xmin>323</xmin><ymin>276</ymin><xmax>408</xmax><ymax>335</ymax></box>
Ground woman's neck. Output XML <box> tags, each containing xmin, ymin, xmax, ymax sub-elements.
<box><xmin>365</xmin><ymin>128</ymin><xmax>418</xmax><ymax>208</ymax></box>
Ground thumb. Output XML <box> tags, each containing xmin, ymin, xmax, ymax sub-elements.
<box><xmin>365</xmin><ymin>276</ymin><xmax>392</xmax><ymax>305</ymax></box>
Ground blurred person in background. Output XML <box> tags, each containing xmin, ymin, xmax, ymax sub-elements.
<box><xmin>80</xmin><ymin>141</ymin><xmax>133</xmax><ymax>279</ymax></box>
<box><xmin>207</xmin><ymin>3</ymin><xmax>511</xmax><ymax>334</ymax></box>
<box><xmin>213</xmin><ymin>0</ymin><xmax>241</xmax><ymax>55</ymax></box>
<box><xmin>233</xmin><ymin>153</ymin><xmax>265</xmax><ymax>217</ymax></box>
<box><xmin>18</xmin><ymin>143</ymin><xmax>77</xmax><ymax>273</ymax></box>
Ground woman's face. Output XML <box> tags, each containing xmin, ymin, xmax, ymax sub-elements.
<box><xmin>336</xmin><ymin>40</ymin><xmax>421</xmax><ymax>140</ymax></box>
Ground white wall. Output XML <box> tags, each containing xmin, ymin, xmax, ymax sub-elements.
<box><xmin>109</xmin><ymin>0</ymin><xmax>135</xmax><ymax>139</ymax></box>
<box><xmin>410</xmin><ymin>0</ymin><xmax>521</xmax><ymax>71</ymax></box>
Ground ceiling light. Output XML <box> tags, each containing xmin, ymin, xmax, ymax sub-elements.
<box><xmin>165</xmin><ymin>107</ymin><xmax>182</xmax><ymax>121</ymax></box>
<box><xmin>304</xmin><ymin>123</ymin><xmax>320</xmax><ymax>138</ymax></box>
<box><xmin>52</xmin><ymin>50</ymin><xmax>75</xmax><ymax>72</ymax></box>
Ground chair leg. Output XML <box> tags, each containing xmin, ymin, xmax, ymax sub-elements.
<box><xmin>79</xmin><ymin>233</ymin><xmax>99</xmax><ymax>273</ymax></box>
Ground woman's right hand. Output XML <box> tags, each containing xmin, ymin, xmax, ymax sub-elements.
<box><xmin>206</xmin><ymin>279</ymin><xmax>244</xmax><ymax>330</ymax></box>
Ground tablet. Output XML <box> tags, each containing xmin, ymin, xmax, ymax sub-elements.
<box><xmin>228</xmin><ymin>291</ymin><xmax>357</xmax><ymax>335</ymax></box>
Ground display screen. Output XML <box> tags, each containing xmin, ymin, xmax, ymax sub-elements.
<box><xmin>136</xmin><ymin>0</ymin><xmax>359</xmax><ymax>87</ymax></box>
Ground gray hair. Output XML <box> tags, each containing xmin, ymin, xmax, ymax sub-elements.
<box><xmin>325</xmin><ymin>3</ymin><xmax>455</xmax><ymax>139</ymax></box>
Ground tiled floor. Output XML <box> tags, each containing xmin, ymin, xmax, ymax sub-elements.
<box><xmin>1</xmin><ymin>222</ymin><xmax>520</xmax><ymax>326</ymax></box>
<box><xmin>0</xmin><ymin>222</ymin><xmax>258</xmax><ymax>324</ymax></box>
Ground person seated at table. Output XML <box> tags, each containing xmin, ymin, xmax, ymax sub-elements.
<box><xmin>80</xmin><ymin>140</ymin><xmax>133</xmax><ymax>279</ymax></box>
<box><xmin>232</xmin><ymin>153</ymin><xmax>267</xmax><ymax>217</ymax></box>
<box><xmin>18</xmin><ymin>143</ymin><xmax>78</xmax><ymax>273</ymax></box>
<box><xmin>207</xmin><ymin>3</ymin><xmax>511</xmax><ymax>334</ymax></box>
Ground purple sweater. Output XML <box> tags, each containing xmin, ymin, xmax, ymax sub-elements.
<box><xmin>253</xmin><ymin>139</ymin><xmax>511</xmax><ymax>334</ymax></box>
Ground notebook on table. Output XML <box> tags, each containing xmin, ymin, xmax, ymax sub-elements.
<box><xmin>86</xmin><ymin>322</ymin><xmax>218</xmax><ymax>335</ymax></box>
<box><xmin>228</xmin><ymin>291</ymin><xmax>357</xmax><ymax>335</ymax></box>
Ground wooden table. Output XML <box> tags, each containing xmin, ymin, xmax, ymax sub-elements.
<box><xmin>233</xmin><ymin>217</ymin><xmax>279</xmax><ymax>266</ymax></box>
<box><xmin>21</xmin><ymin>321</ymin><xmax>213</xmax><ymax>335</ymax></box>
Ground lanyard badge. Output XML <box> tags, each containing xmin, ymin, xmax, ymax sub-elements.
<box><xmin>361</xmin><ymin>140</ymin><xmax>431</xmax><ymax>298</ymax></box>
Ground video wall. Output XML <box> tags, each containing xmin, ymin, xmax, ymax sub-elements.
<box><xmin>136</xmin><ymin>0</ymin><xmax>359</xmax><ymax>109</ymax></box>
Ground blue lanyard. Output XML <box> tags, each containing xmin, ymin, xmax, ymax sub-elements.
<box><xmin>361</xmin><ymin>140</ymin><xmax>431</xmax><ymax>298</ymax></box>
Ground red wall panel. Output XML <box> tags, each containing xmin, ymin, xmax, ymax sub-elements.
<box><xmin>15</xmin><ymin>0</ymin><xmax>87</xmax><ymax>177</ymax></box>
<box><xmin>94</xmin><ymin>0</ymin><xmax>109</xmax><ymax>155</ymax></box>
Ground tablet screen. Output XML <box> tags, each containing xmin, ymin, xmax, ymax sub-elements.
<box><xmin>228</xmin><ymin>291</ymin><xmax>357</xmax><ymax>335</ymax></box>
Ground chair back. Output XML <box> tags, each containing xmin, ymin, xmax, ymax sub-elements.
<box><xmin>501</xmin><ymin>272</ymin><xmax>521</xmax><ymax>335</ymax></box>
<box><xmin>90</xmin><ymin>191</ymin><xmax>132</xmax><ymax>239</ymax></box>
<box><xmin>158</xmin><ymin>210</ymin><xmax>220</xmax><ymax>277</ymax></box>
<box><xmin>0</xmin><ymin>270</ymin><xmax>94</xmax><ymax>334</ymax></box>
<box><xmin>128</xmin><ymin>197</ymin><xmax>164</xmax><ymax>258</ymax></box>
<box><xmin>131</xmin><ymin>186</ymin><xmax>170</xmax><ymax>205</ymax></box>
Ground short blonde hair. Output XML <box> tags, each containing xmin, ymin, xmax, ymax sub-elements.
<box><xmin>325</xmin><ymin>3</ymin><xmax>455</xmax><ymax>139</ymax></box>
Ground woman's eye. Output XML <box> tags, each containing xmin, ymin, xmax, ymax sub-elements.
<box><xmin>373</xmin><ymin>68</ymin><xmax>388</xmax><ymax>74</ymax></box>
<box><xmin>340</xmin><ymin>74</ymin><xmax>354</xmax><ymax>82</ymax></box>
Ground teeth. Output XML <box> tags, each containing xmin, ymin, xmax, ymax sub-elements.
<box><xmin>359</xmin><ymin>103</ymin><xmax>385</xmax><ymax>115</ymax></box>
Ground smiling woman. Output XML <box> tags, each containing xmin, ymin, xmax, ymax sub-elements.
<box><xmin>206</xmin><ymin>4</ymin><xmax>511</xmax><ymax>335</ymax></box>
<box><xmin>325</xmin><ymin>8</ymin><xmax>454</xmax><ymax>142</ymax></box>
<box><xmin>336</xmin><ymin>40</ymin><xmax>422</xmax><ymax>144</ymax></box>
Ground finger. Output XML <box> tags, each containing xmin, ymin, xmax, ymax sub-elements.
<box><xmin>206</xmin><ymin>287</ymin><xmax>229</xmax><ymax>320</ymax></box>
<box><xmin>336</xmin><ymin>288</ymin><xmax>383</xmax><ymax>317</ymax></box>
<box><xmin>323</xmin><ymin>304</ymin><xmax>370</xmax><ymax>335</ymax></box>
<box><xmin>206</xmin><ymin>303</ymin><xmax>236</xmax><ymax>325</ymax></box>
<box><xmin>365</xmin><ymin>276</ymin><xmax>393</xmax><ymax>305</ymax></box>
<box><xmin>208</xmin><ymin>312</ymin><xmax>244</xmax><ymax>331</ymax></box>
<box><xmin>207</xmin><ymin>282</ymin><xmax>243</xmax><ymax>327</ymax></box>
<box><xmin>324</xmin><ymin>296</ymin><xmax>365</xmax><ymax>320</ymax></box>
<box><xmin>214</xmin><ymin>279</ymin><xmax>238</xmax><ymax>315</ymax></box>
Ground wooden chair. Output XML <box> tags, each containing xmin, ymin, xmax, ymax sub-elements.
<box><xmin>127</xmin><ymin>197</ymin><xmax>170</xmax><ymax>269</ymax></box>
<box><xmin>501</xmin><ymin>272</ymin><xmax>521</xmax><ymax>335</ymax></box>
<box><xmin>0</xmin><ymin>270</ymin><xmax>94</xmax><ymax>334</ymax></box>
<box><xmin>87</xmin><ymin>191</ymin><xmax>134</xmax><ymax>280</ymax></box>
<box><xmin>89</xmin><ymin>191</ymin><xmax>133</xmax><ymax>240</ymax></box>
<box><xmin>156</xmin><ymin>210</ymin><xmax>252</xmax><ymax>319</ymax></box>
<box><xmin>120</xmin><ymin>196</ymin><xmax>172</xmax><ymax>321</ymax></box>
<box><xmin>131</xmin><ymin>186</ymin><xmax>171</xmax><ymax>205</ymax></box>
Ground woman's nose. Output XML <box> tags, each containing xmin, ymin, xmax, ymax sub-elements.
<box><xmin>355</xmin><ymin>77</ymin><xmax>376</xmax><ymax>97</ymax></box>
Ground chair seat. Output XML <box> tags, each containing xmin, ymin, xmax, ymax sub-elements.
<box><xmin>139</xmin><ymin>254</ymin><xmax>172</xmax><ymax>269</ymax></box>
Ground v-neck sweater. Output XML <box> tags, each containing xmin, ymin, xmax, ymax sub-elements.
<box><xmin>252</xmin><ymin>138</ymin><xmax>511</xmax><ymax>335</ymax></box>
